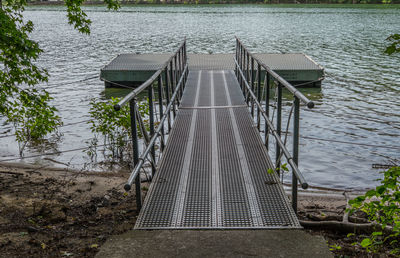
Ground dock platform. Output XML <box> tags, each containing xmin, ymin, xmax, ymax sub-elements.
<box><xmin>101</xmin><ymin>53</ymin><xmax>324</xmax><ymax>88</ymax></box>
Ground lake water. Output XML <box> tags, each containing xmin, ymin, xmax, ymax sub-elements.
<box><xmin>1</xmin><ymin>5</ymin><xmax>399</xmax><ymax>190</ymax></box>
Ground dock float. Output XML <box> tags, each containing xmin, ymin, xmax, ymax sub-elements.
<box><xmin>101</xmin><ymin>53</ymin><xmax>324</xmax><ymax>88</ymax></box>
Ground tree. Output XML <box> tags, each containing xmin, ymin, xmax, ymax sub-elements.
<box><xmin>0</xmin><ymin>0</ymin><xmax>119</xmax><ymax>153</ymax></box>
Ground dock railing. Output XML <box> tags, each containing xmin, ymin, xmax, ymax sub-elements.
<box><xmin>234</xmin><ymin>36</ymin><xmax>314</xmax><ymax>213</ymax></box>
<box><xmin>113</xmin><ymin>39</ymin><xmax>188</xmax><ymax>210</ymax></box>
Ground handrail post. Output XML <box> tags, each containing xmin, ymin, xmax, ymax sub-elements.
<box><xmin>246</xmin><ymin>52</ymin><xmax>250</xmax><ymax>81</ymax></box>
<box><xmin>184</xmin><ymin>42</ymin><xmax>188</xmax><ymax>83</ymax></box>
<box><xmin>148</xmin><ymin>84</ymin><xmax>156</xmax><ymax>177</ymax></box>
<box><xmin>235</xmin><ymin>39</ymin><xmax>238</xmax><ymax>77</ymax></box>
<box><xmin>246</xmin><ymin>52</ymin><xmax>250</xmax><ymax>105</ymax></box>
<box><xmin>165</xmin><ymin>68</ymin><xmax>171</xmax><ymax>132</ymax></box>
<box><xmin>238</xmin><ymin>44</ymin><xmax>242</xmax><ymax>88</ymax></box>
<box><xmin>179</xmin><ymin>50</ymin><xmax>184</xmax><ymax>98</ymax></box>
<box><xmin>257</xmin><ymin>63</ymin><xmax>261</xmax><ymax>130</ymax></box>
<box><xmin>276</xmin><ymin>82</ymin><xmax>282</xmax><ymax>175</ymax></box>
<box><xmin>158</xmin><ymin>75</ymin><xmax>165</xmax><ymax>151</ymax></box>
<box><xmin>241</xmin><ymin>46</ymin><xmax>245</xmax><ymax>92</ymax></box>
<box><xmin>265</xmin><ymin>73</ymin><xmax>270</xmax><ymax>148</ymax></box>
<box><xmin>251</xmin><ymin>57</ymin><xmax>255</xmax><ymax>117</ymax></box>
<box><xmin>177</xmin><ymin>51</ymin><xmax>182</xmax><ymax>98</ymax></box>
<box><xmin>174</xmin><ymin>55</ymin><xmax>179</xmax><ymax>104</ymax></box>
<box><xmin>129</xmin><ymin>99</ymin><xmax>142</xmax><ymax>210</ymax></box>
<box><xmin>169</xmin><ymin>61</ymin><xmax>176</xmax><ymax>118</ymax></box>
<box><xmin>292</xmin><ymin>97</ymin><xmax>300</xmax><ymax>213</ymax></box>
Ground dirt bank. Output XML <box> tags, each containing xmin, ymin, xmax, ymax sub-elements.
<box><xmin>0</xmin><ymin>162</ymin><xmax>394</xmax><ymax>257</ymax></box>
<box><xmin>0</xmin><ymin>163</ymin><xmax>146</xmax><ymax>257</ymax></box>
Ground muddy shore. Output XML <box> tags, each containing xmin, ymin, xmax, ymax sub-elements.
<box><xmin>0</xmin><ymin>162</ymin><xmax>389</xmax><ymax>257</ymax></box>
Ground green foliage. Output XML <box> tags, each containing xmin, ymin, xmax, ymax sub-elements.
<box><xmin>0</xmin><ymin>2</ymin><xmax>62</xmax><ymax>153</ymax></box>
<box><xmin>87</xmin><ymin>97</ymin><xmax>131</xmax><ymax>162</ymax></box>
<box><xmin>1</xmin><ymin>0</ymin><xmax>120</xmax><ymax>154</ymax></box>
<box><xmin>267</xmin><ymin>163</ymin><xmax>289</xmax><ymax>175</ymax></box>
<box><xmin>329</xmin><ymin>244</ymin><xmax>342</xmax><ymax>251</ymax></box>
<box><xmin>64</xmin><ymin>0</ymin><xmax>120</xmax><ymax>34</ymax></box>
<box><xmin>10</xmin><ymin>90</ymin><xmax>62</xmax><ymax>154</ymax></box>
<box><xmin>349</xmin><ymin>166</ymin><xmax>400</xmax><ymax>254</ymax></box>
<box><xmin>385</xmin><ymin>34</ymin><xmax>400</xmax><ymax>55</ymax></box>
<box><xmin>86</xmin><ymin>96</ymin><xmax>150</xmax><ymax>165</ymax></box>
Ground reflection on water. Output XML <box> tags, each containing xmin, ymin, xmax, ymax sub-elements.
<box><xmin>0</xmin><ymin>5</ymin><xmax>399</xmax><ymax>190</ymax></box>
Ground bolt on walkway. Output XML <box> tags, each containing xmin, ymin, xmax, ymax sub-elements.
<box><xmin>135</xmin><ymin>70</ymin><xmax>300</xmax><ymax>229</ymax></box>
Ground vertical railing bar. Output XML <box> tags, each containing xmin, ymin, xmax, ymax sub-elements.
<box><xmin>235</xmin><ymin>39</ymin><xmax>238</xmax><ymax>77</ymax></box>
<box><xmin>148</xmin><ymin>84</ymin><xmax>156</xmax><ymax>176</ymax></box>
<box><xmin>176</xmin><ymin>51</ymin><xmax>182</xmax><ymax>98</ymax></box>
<box><xmin>165</xmin><ymin>68</ymin><xmax>171</xmax><ymax>132</ymax></box>
<box><xmin>179</xmin><ymin>50</ymin><xmax>183</xmax><ymax>80</ymax></box>
<box><xmin>179</xmin><ymin>51</ymin><xmax>184</xmax><ymax>99</ymax></box>
<box><xmin>129</xmin><ymin>99</ymin><xmax>142</xmax><ymax>210</ymax></box>
<box><xmin>257</xmin><ymin>63</ymin><xmax>261</xmax><ymax>130</ymax></box>
<box><xmin>246</xmin><ymin>51</ymin><xmax>249</xmax><ymax>103</ymax></box>
<box><xmin>170</xmin><ymin>61</ymin><xmax>176</xmax><ymax>118</ymax></box>
<box><xmin>275</xmin><ymin>82</ymin><xmax>282</xmax><ymax>175</ymax></box>
<box><xmin>246</xmin><ymin>52</ymin><xmax>250</xmax><ymax>82</ymax></box>
<box><xmin>292</xmin><ymin>97</ymin><xmax>300</xmax><ymax>213</ymax></box>
<box><xmin>158</xmin><ymin>75</ymin><xmax>165</xmax><ymax>151</ymax></box>
<box><xmin>174</xmin><ymin>55</ymin><xmax>178</xmax><ymax>103</ymax></box>
<box><xmin>251</xmin><ymin>57</ymin><xmax>255</xmax><ymax>117</ymax></box>
<box><xmin>241</xmin><ymin>46</ymin><xmax>245</xmax><ymax>93</ymax></box>
<box><xmin>265</xmin><ymin>73</ymin><xmax>270</xmax><ymax>148</ymax></box>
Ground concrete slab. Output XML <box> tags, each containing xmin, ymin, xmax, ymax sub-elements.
<box><xmin>95</xmin><ymin>230</ymin><xmax>333</xmax><ymax>258</ymax></box>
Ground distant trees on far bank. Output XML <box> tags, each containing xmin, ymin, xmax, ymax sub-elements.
<box><xmin>28</xmin><ymin>0</ymin><xmax>400</xmax><ymax>4</ymax></box>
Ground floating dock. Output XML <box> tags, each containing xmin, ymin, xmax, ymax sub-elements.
<box><xmin>100</xmin><ymin>53</ymin><xmax>324</xmax><ymax>88</ymax></box>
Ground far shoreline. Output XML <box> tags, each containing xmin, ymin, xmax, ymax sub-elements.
<box><xmin>26</xmin><ymin>1</ymin><xmax>400</xmax><ymax>7</ymax></box>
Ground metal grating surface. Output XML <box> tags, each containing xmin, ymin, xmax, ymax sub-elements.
<box><xmin>102</xmin><ymin>54</ymin><xmax>171</xmax><ymax>71</ymax></box>
<box><xmin>102</xmin><ymin>53</ymin><xmax>323</xmax><ymax>72</ymax></box>
<box><xmin>134</xmin><ymin>70</ymin><xmax>301</xmax><ymax>229</ymax></box>
<box><xmin>188</xmin><ymin>53</ymin><xmax>322</xmax><ymax>71</ymax></box>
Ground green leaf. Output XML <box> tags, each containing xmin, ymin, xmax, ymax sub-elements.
<box><xmin>376</xmin><ymin>186</ymin><xmax>386</xmax><ymax>195</ymax></box>
<box><xmin>365</xmin><ymin>189</ymin><xmax>376</xmax><ymax>197</ymax></box>
<box><xmin>360</xmin><ymin>238</ymin><xmax>372</xmax><ymax>248</ymax></box>
<box><xmin>371</xmin><ymin>231</ymin><xmax>382</xmax><ymax>237</ymax></box>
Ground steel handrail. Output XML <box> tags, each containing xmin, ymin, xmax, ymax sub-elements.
<box><xmin>114</xmin><ymin>38</ymin><xmax>186</xmax><ymax>110</ymax></box>
<box><xmin>235</xmin><ymin>36</ymin><xmax>314</xmax><ymax>109</ymax></box>
<box><xmin>234</xmin><ymin>58</ymin><xmax>308</xmax><ymax>189</ymax></box>
<box><xmin>124</xmin><ymin>64</ymin><xmax>188</xmax><ymax>191</ymax></box>
<box><xmin>113</xmin><ymin>39</ymin><xmax>188</xmax><ymax>209</ymax></box>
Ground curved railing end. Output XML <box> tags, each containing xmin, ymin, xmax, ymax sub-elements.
<box><xmin>124</xmin><ymin>184</ymin><xmax>131</xmax><ymax>192</ymax></box>
<box><xmin>114</xmin><ymin>104</ymin><xmax>121</xmax><ymax>111</ymax></box>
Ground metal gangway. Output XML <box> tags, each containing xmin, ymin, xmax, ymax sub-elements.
<box><xmin>113</xmin><ymin>37</ymin><xmax>314</xmax><ymax>229</ymax></box>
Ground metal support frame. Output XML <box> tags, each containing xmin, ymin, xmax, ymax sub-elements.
<box><xmin>276</xmin><ymin>82</ymin><xmax>282</xmax><ymax>175</ymax></box>
<box><xmin>114</xmin><ymin>39</ymin><xmax>188</xmax><ymax>210</ymax></box>
<box><xmin>148</xmin><ymin>85</ymin><xmax>156</xmax><ymax>176</ymax></box>
<box><xmin>129</xmin><ymin>99</ymin><xmax>142</xmax><ymax>210</ymax></box>
<box><xmin>265</xmin><ymin>73</ymin><xmax>270</xmax><ymax>148</ymax></box>
<box><xmin>292</xmin><ymin>97</ymin><xmax>300</xmax><ymax>213</ymax></box>
<box><xmin>234</xmin><ymin>36</ymin><xmax>314</xmax><ymax>213</ymax></box>
<box><xmin>257</xmin><ymin>63</ymin><xmax>261</xmax><ymax>130</ymax></box>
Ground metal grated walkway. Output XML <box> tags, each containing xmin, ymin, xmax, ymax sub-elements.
<box><xmin>134</xmin><ymin>70</ymin><xmax>300</xmax><ymax>229</ymax></box>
